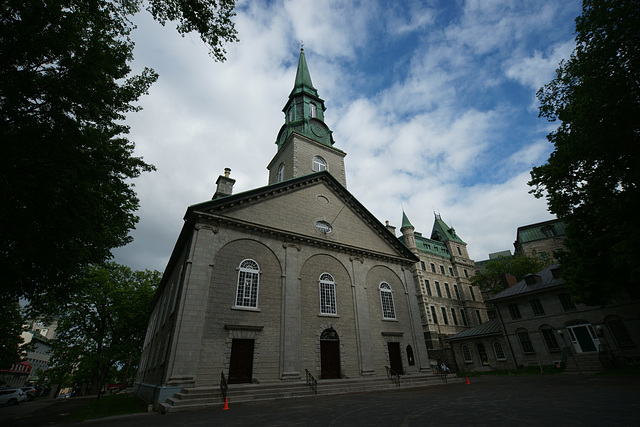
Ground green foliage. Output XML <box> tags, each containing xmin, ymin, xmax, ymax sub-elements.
<box><xmin>0</xmin><ymin>299</ymin><xmax>25</xmax><ymax>369</ymax></box>
<box><xmin>40</xmin><ymin>262</ymin><xmax>159</xmax><ymax>395</ymax></box>
<box><xmin>0</xmin><ymin>0</ymin><xmax>237</xmax><ymax>305</ymax></box>
<box><xmin>529</xmin><ymin>0</ymin><xmax>640</xmax><ymax>305</ymax></box>
<box><xmin>472</xmin><ymin>254</ymin><xmax>552</xmax><ymax>295</ymax></box>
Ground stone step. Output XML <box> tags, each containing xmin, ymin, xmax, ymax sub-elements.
<box><xmin>160</xmin><ymin>373</ymin><xmax>460</xmax><ymax>413</ymax></box>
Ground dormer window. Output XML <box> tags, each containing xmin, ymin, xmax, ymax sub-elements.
<box><xmin>313</xmin><ymin>156</ymin><xmax>327</xmax><ymax>172</ymax></box>
<box><xmin>309</xmin><ymin>102</ymin><xmax>317</xmax><ymax>118</ymax></box>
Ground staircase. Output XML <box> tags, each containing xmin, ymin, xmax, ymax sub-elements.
<box><xmin>564</xmin><ymin>352</ymin><xmax>603</xmax><ymax>374</ymax></box>
<box><xmin>159</xmin><ymin>373</ymin><xmax>461</xmax><ymax>413</ymax></box>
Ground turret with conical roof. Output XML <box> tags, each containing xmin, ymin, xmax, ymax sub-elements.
<box><xmin>400</xmin><ymin>211</ymin><xmax>419</xmax><ymax>255</ymax></box>
<box><xmin>267</xmin><ymin>49</ymin><xmax>346</xmax><ymax>186</ymax></box>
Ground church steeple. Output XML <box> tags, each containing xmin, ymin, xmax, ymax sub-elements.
<box><xmin>267</xmin><ymin>49</ymin><xmax>346</xmax><ymax>187</ymax></box>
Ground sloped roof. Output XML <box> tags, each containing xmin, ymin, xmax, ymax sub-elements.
<box><xmin>431</xmin><ymin>215</ymin><xmax>466</xmax><ymax>244</ymax></box>
<box><xmin>488</xmin><ymin>264</ymin><xmax>563</xmax><ymax>302</ymax></box>
<box><xmin>401</xmin><ymin>211</ymin><xmax>413</xmax><ymax>230</ymax></box>
<box><xmin>446</xmin><ymin>318</ymin><xmax>502</xmax><ymax>341</ymax></box>
<box><xmin>516</xmin><ymin>219</ymin><xmax>566</xmax><ymax>244</ymax></box>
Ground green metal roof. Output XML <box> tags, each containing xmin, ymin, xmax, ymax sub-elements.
<box><xmin>516</xmin><ymin>219</ymin><xmax>566</xmax><ymax>244</ymax></box>
<box><xmin>289</xmin><ymin>48</ymin><xmax>318</xmax><ymax>98</ymax></box>
<box><xmin>401</xmin><ymin>211</ymin><xmax>414</xmax><ymax>230</ymax></box>
<box><xmin>431</xmin><ymin>215</ymin><xmax>466</xmax><ymax>244</ymax></box>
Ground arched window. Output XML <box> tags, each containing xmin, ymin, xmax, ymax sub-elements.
<box><xmin>406</xmin><ymin>345</ymin><xmax>415</xmax><ymax>366</ymax></box>
<box><xmin>313</xmin><ymin>156</ymin><xmax>327</xmax><ymax>172</ymax></box>
<box><xmin>493</xmin><ymin>341</ymin><xmax>506</xmax><ymax>360</ymax></box>
<box><xmin>235</xmin><ymin>259</ymin><xmax>260</xmax><ymax>308</ymax></box>
<box><xmin>277</xmin><ymin>163</ymin><xmax>284</xmax><ymax>182</ymax></box>
<box><xmin>309</xmin><ymin>103</ymin><xmax>317</xmax><ymax>118</ymax></box>
<box><xmin>379</xmin><ymin>282</ymin><xmax>396</xmax><ymax>319</ymax></box>
<box><xmin>319</xmin><ymin>273</ymin><xmax>336</xmax><ymax>314</ymax></box>
<box><xmin>477</xmin><ymin>343</ymin><xmax>489</xmax><ymax>365</ymax></box>
<box><xmin>540</xmin><ymin>325</ymin><xmax>560</xmax><ymax>351</ymax></box>
<box><xmin>517</xmin><ymin>328</ymin><xmax>535</xmax><ymax>353</ymax></box>
<box><xmin>462</xmin><ymin>345</ymin><xmax>472</xmax><ymax>363</ymax></box>
<box><xmin>605</xmin><ymin>315</ymin><xmax>634</xmax><ymax>346</ymax></box>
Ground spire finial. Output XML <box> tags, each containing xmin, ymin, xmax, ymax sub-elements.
<box><xmin>300</xmin><ymin>40</ymin><xmax>304</xmax><ymax>52</ymax></box>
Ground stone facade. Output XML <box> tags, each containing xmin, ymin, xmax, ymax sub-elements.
<box><xmin>396</xmin><ymin>213</ymin><xmax>487</xmax><ymax>368</ymax></box>
<box><xmin>135</xmin><ymin>50</ymin><xmax>430</xmax><ymax>407</ymax></box>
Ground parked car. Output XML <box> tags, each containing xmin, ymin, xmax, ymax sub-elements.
<box><xmin>21</xmin><ymin>387</ymin><xmax>37</xmax><ymax>401</ymax></box>
<box><xmin>0</xmin><ymin>389</ymin><xmax>28</xmax><ymax>406</ymax></box>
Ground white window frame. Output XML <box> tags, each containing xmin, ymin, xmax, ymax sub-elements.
<box><xmin>235</xmin><ymin>259</ymin><xmax>260</xmax><ymax>308</ymax></box>
<box><xmin>277</xmin><ymin>162</ymin><xmax>284</xmax><ymax>182</ymax></box>
<box><xmin>462</xmin><ymin>345</ymin><xmax>473</xmax><ymax>363</ymax></box>
<box><xmin>319</xmin><ymin>273</ymin><xmax>337</xmax><ymax>315</ymax></box>
<box><xmin>309</xmin><ymin>102</ymin><xmax>317</xmax><ymax>118</ymax></box>
<box><xmin>313</xmin><ymin>156</ymin><xmax>327</xmax><ymax>172</ymax></box>
<box><xmin>379</xmin><ymin>282</ymin><xmax>396</xmax><ymax>320</ymax></box>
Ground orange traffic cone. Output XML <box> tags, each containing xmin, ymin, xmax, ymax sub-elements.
<box><xmin>223</xmin><ymin>397</ymin><xmax>229</xmax><ymax>410</ymax></box>
<box><xmin>466</xmin><ymin>377</ymin><xmax>471</xmax><ymax>384</ymax></box>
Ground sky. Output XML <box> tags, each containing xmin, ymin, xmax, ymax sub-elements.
<box><xmin>112</xmin><ymin>0</ymin><xmax>583</xmax><ymax>272</ymax></box>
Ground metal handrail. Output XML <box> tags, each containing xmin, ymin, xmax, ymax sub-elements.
<box><xmin>305</xmin><ymin>369</ymin><xmax>318</xmax><ymax>394</ymax></box>
<box><xmin>220</xmin><ymin>371</ymin><xmax>228</xmax><ymax>400</ymax></box>
<box><xmin>385</xmin><ymin>366</ymin><xmax>401</xmax><ymax>387</ymax></box>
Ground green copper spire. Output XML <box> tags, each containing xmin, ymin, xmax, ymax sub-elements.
<box><xmin>290</xmin><ymin>48</ymin><xmax>318</xmax><ymax>98</ymax></box>
<box><xmin>401</xmin><ymin>211</ymin><xmax>414</xmax><ymax>230</ymax></box>
<box><xmin>431</xmin><ymin>214</ymin><xmax>466</xmax><ymax>244</ymax></box>
<box><xmin>275</xmin><ymin>48</ymin><xmax>336</xmax><ymax>150</ymax></box>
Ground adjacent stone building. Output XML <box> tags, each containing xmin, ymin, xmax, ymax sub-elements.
<box><xmin>135</xmin><ymin>50</ymin><xmax>430</xmax><ymax>406</ymax></box>
<box><xmin>514</xmin><ymin>218</ymin><xmax>566</xmax><ymax>261</ymax></box>
<box><xmin>448</xmin><ymin>264</ymin><xmax>640</xmax><ymax>373</ymax></box>
<box><xmin>395</xmin><ymin>213</ymin><xmax>487</xmax><ymax>367</ymax></box>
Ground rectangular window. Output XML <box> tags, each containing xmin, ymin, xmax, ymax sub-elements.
<box><xmin>441</xmin><ymin>307</ymin><xmax>449</xmax><ymax>325</ymax></box>
<box><xmin>453</xmin><ymin>284</ymin><xmax>460</xmax><ymax>300</ymax></box>
<box><xmin>558</xmin><ymin>293</ymin><xmax>577</xmax><ymax>311</ymax></box>
<box><xmin>464</xmin><ymin>269</ymin><xmax>469</xmax><ymax>278</ymax></box>
<box><xmin>420</xmin><ymin>261</ymin><xmax>426</xmax><ymax>270</ymax></box>
<box><xmin>475</xmin><ymin>310</ymin><xmax>482</xmax><ymax>324</ymax></box>
<box><xmin>449</xmin><ymin>267</ymin><xmax>454</xmax><ymax>276</ymax></box>
<box><xmin>518</xmin><ymin>331</ymin><xmax>535</xmax><ymax>353</ymax></box>
<box><xmin>431</xmin><ymin>263</ymin><xmax>436</xmax><ymax>273</ymax></box>
<box><xmin>380</xmin><ymin>291</ymin><xmax>396</xmax><ymax>319</ymax></box>
<box><xmin>469</xmin><ymin>286</ymin><xmax>476</xmax><ymax>301</ymax></box>
<box><xmin>440</xmin><ymin>265</ymin><xmax>445</xmax><ymax>274</ymax></box>
<box><xmin>493</xmin><ymin>342</ymin><xmax>506</xmax><ymax>360</ymax></box>
<box><xmin>444</xmin><ymin>283</ymin><xmax>451</xmax><ymax>298</ymax></box>
<box><xmin>541</xmin><ymin>328</ymin><xmax>560</xmax><ymax>351</ymax></box>
<box><xmin>508</xmin><ymin>303</ymin><xmax>522</xmax><ymax>320</ymax></box>
<box><xmin>450</xmin><ymin>308</ymin><xmax>458</xmax><ymax>325</ymax></box>
<box><xmin>236</xmin><ymin>270</ymin><xmax>259</xmax><ymax>308</ymax></box>
<box><xmin>435</xmin><ymin>282</ymin><xmax>442</xmax><ymax>298</ymax></box>
<box><xmin>424</xmin><ymin>280</ymin><xmax>432</xmax><ymax>296</ymax></box>
<box><xmin>462</xmin><ymin>345</ymin><xmax>473</xmax><ymax>363</ymax></box>
<box><xmin>430</xmin><ymin>306</ymin><xmax>438</xmax><ymax>324</ymax></box>
<box><xmin>607</xmin><ymin>319</ymin><xmax>634</xmax><ymax>346</ymax></box>
<box><xmin>460</xmin><ymin>309</ymin><xmax>468</xmax><ymax>326</ymax></box>
<box><xmin>457</xmin><ymin>247</ymin><xmax>462</xmax><ymax>255</ymax></box>
<box><xmin>530</xmin><ymin>299</ymin><xmax>545</xmax><ymax>316</ymax></box>
<box><xmin>319</xmin><ymin>282</ymin><xmax>336</xmax><ymax>314</ymax></box>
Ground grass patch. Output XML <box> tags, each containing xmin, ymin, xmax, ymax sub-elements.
<box><xmin>596</xmin><ymin>365</ymin><xmax>640</xmax><ymax>376</ymax></box>
<box><xmin>69</xmin><ymin>392</ymin><xmax>148</xmax><ymax>421</ymax></box>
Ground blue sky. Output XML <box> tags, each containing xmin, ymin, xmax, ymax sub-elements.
<box><xmin>112</xmin><ymin>0</ymin><xmax>583</xmax><ymax>272</ymax></box>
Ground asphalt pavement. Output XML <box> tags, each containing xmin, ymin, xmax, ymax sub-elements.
<box><xmin>2</xmin><ymin>375</ymin><xmax>639</xmax><ymax>426</ymax></box>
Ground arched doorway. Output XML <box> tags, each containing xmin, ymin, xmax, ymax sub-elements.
<box><xmin>320</xmin><ymin>328</ymin><xmax>341</xmax><ymax>379</ymax></box>
<box><xmin>566</xmin><ymin>321</ymin><xmax>600</xmax><ymax>353</ymax></box>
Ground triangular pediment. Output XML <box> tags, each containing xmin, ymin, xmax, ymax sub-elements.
<box><xmin>188</xmin><ymin>172</ymin><xmax>416</xmax><ymax>262</ymax></box>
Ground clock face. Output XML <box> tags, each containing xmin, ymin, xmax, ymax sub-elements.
<box><xmin>311</xmin><ymin>122</ymin><xmax>326</xmax><ymax>137</ymax></box>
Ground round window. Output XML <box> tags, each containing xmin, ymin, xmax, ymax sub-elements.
<box><xmin>315</xmin><ymin>221</ymin><xmax>332</xmax><ymax>234</ymax></box>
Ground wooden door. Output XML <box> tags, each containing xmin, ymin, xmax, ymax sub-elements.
<box><xmin>228</xmin><ymin>339</ymin><xmax>254</xmax><ymax>384</ymax></box>
<box><xmin>321</xmin><ymin>340</ymin><xmax>341</xmax><ymax>379</ymax></box>
<box><xmin>388</xmin><ymin>342</ymin><xmax>403</xmax><ymax>375</ymax></box>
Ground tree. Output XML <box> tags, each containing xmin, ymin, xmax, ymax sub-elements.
<box><xmin>529</xmin><ymin>0</ymin><xmax>640</xmax><ymax>305</ymax></box>
<box><xmin>40</xmin><ymin>262</ymin><xmax>159</xmax><ymax>395</ymax></box>
<box><xmin>0</xmin><ymin>0</ymin><xmax>237</xmax><ymax>305</ymax></box>
<box><xmin>472</xmin><ymin>254</ymin><xmax>552</xmax><ymax>296</ymax></box>
<box><xmin>0</xmin><ymin>299</ymin><xmax>25</xmax><ymax>369</ymax></box>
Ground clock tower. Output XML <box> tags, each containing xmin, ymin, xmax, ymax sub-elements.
<box><xmin>267</xmin><ymin>48</ymin><xmax>347</xmax><ymax>187</ymax></box>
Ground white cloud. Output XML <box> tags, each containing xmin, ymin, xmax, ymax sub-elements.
<box><xmin>112</xmin><ymin>1</ymin><xmax>580</xmax><ymax>272</ymax></box>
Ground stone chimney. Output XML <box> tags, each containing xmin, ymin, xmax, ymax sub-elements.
<box><xmin>212</xmin><ymin>168</ymin><xmax>235</xmax><ymax>199</ymax></box>
<box><xmin>385</xmin><ymin>220</ymin><xmax>396</xmax><ymax>236</ymax></box>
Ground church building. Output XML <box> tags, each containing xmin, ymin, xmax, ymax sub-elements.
<box><xmin>135</xmin><ymin>49</ymin><xmax>431</xmax><ymax>405</ymax></box>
